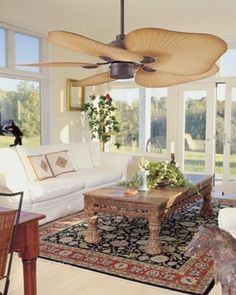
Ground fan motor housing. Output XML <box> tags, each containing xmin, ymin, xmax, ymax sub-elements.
<box><xmin>110</xmin><ymin>62</ymin><xmax>135</xmax><ymax>79</ymax></box>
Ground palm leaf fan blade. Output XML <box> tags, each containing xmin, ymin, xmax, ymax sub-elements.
<box><xmin>48</xmin><ymin>31</ymin><xmax>143</xmax><ymax>62</ymax></box>
<box><xmin>71</xmin><ymin>72</ymin><xmax>115</xmax><ymax>87</ymax></box>
<box><xmin>16</xmin><ymin>62</ymin><xmax>99</xmax><ymax>68</ymax></box>
<box><xmin>125</xmin><ymin>28</ymin><xmax>227</xmax><ymax>75</ymax></box>
<box><xmin>135</xmin><ymin>64</ymin><xmax>219</xmax><ymax>88</ymax></box>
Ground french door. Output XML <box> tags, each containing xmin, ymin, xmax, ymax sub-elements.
<box><xmin>177</xmin><ymin>83</ymin><xmax>216</xmax><ymax>175</ymax></box>
<box><xmin>222</xmin><ymin>82</ymin><xmax>236</xmax><ymax>193</ymax></box>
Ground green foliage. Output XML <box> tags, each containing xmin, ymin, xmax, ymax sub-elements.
<box><xmin>19</xmin><ymin>84</ymin><xmax>40</xmax><ymax>137</ymax></box>
<box><xmin>82</xmin><ymin>94</ymin><xmax>120</xmax><ymax>146</ymax></box>
<box><xmin>0</xmin><ymin>81</ymin><xmax>40</xmax><ymax>139</ymax></box>
<box><xmin>128</xmin><ymin>160</ymin><xmax>191</xmax><ymax>189</ymax></box>
<box><xmin>185</xmin><ymin>97</ymin><xmax>206</xmax><ymax>140</ymax></box>
<box><xmin>114</xmin><ymin>100</ymin><xmax>139</xmax><ymax>146</ymax></box>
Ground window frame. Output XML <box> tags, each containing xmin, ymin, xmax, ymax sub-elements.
<box><xmin>0</xmin><ymin>22</ymin><xmax>51</xmax><ymax>144</ymax></box>
<box><xmin>0</xmin><ymin>27</ymin><xmax>7</xmax><ymax>68</ymax></box>
<box><xmin>110</xmin><ymin>81</ymin><xmax>169</xmax><ymax>157</ymax></box>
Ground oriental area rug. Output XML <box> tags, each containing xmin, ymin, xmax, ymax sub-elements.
<box><xmin>39</xmin><ymin>198</ymin><xmax>236</xmax><ymax>295</ymax></box>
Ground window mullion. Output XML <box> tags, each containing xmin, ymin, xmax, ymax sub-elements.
<box><xmin>7</xmin><ymin>29</ymin><xmax>15</xmax><ymax>70</ymax></box>
<box><xmin>139</xmin><ymin>88</ymin><xmax>151</xmax><ymax>153</ymax></box>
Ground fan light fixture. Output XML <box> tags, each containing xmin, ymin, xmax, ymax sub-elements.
<box><xmin>20</xmin><ymin>0</ymin><xmax>227</xmax><ymax>88</ymax></box>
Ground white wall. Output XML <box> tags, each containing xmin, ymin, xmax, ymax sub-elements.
<box><xmin>49</xmin><ymin>45</ymin><xmax>102</xmax><ymax>144</ymax></box>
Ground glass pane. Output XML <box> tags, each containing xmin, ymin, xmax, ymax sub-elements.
<box><xmin>220</xmin><ymin>48</ymin><xmax>236</xmax><ymax>77</ymax></box>
<box><xmin>215</xmin><ymin>83</ymin><xmax>225</xmax><ymax>177</ymax></box>
<box><xmin>15</xmin><ymin>32</ymin><xmax>39</xmax><ymax>72</ymax></box>
<box><xmin>0</xmin><ymin>28</ymin><xmax>6</xmax><ymax>67</ymax></box>
<box><xmin>147</xmin><ymin>88</ymin><xmax>167</xmax><ymax>154</ymax></box>
<box><xmin>184</xmin><ymin>90</ymin><xmax>207</xmax><ymax>172</ymax></box>
<box><xmin>229</xmin><ymin>87</ymin><xmax>236</xmax><ymax>179</ymax></box>
<box><xmin>0</xmin><ymin>78</ymin><xmax>40</xmax><ymax>147</ymax></box>
<box><xmin>110</xmin><ymin>89</ymin><xmax>139</xmax><ymax>152</ymax></box>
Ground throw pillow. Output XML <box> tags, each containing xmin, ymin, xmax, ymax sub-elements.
<box><xmin>28</xmin><ymin>154</ymin><xmax>54</xmax><ymax>180</ymax></box>
<box><xmin>45</xmin><ymin>150</ymin><xmax>76</xmax><ymax>176</ymax></box>
<box><xmin>69</xmin><ymin>142</ymin><xmax>93</xmax><ymax>169</ymax></box>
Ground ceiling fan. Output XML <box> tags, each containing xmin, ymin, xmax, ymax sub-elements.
<box><xmin>21</xmin><ymin>0</ymin><xmax>227</xmax><ymax>88</ymax></box>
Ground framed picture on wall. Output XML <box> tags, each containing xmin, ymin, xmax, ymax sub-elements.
<box><xmin>66</xmin><ymin>79</ymin><xmax>85</xmax><ymax>111</ymax></box>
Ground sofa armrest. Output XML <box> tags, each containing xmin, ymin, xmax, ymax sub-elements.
<box><xmin>218</xmin><ymin>208</ymin><xmax>236</xmax><ymax>239</ymax></box>
<box><xmin>101</xmin><ymin>152</ymin><xmax>132</xmax><ymax>181</ymax></box>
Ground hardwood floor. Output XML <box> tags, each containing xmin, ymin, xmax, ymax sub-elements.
<box><xmin>0</xmin><ymin>255</ymin><xmax>222</xmax><ymax>295</ymax></box>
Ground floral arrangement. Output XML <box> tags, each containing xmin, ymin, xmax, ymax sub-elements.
<box><xmin>82</xmin><ymin>94</ymin><xmax>120</xmax><ymax>150</ymax></box>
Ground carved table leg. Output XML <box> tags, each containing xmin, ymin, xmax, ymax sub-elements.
<box><xmin>201</xmin><ymin>190</ymin><xmax>213</xmax><ymax>217</ymax></box>
<box><xmin>84</xmin><ymin>213</ymin><xmax>101</xmax><ymax>244</ymax></box>
<box><xmin>145</xmin><ymin>217</ymin><xmax>161</xmax><ymax>255</ymax></box>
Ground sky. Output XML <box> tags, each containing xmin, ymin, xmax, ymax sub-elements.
<box><xmin>0</xmin><ymin>28</ymin><xmax>39</xmax><ymax>91</ymax></box>
<box><xmin>0</xmin><ymin>29</ymin><xmax>40</xmax><ymax>91</ymax></box>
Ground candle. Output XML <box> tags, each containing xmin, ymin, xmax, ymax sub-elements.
<box><xmin>170</xmin><ymin>142</ymin><xmax>175</xmax><ymax>154</ymax></box>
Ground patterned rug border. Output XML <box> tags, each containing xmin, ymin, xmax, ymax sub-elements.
<box><xmin>39</xmin><ymin>198</ymin><xmax>236</xmax><ymax>295</ymax></box>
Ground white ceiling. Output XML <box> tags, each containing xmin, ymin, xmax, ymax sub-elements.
<box><xmin>1</xmin><ymin>0</ymin><xmax>236</xmax><ymax>44</ymax></box>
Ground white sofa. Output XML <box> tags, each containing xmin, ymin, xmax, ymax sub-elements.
<box><xmin>0</xmin><ymin>142</ymin><xmax>132</xmax><ymax>224</ymax></box>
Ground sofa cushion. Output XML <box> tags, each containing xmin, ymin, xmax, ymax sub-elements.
<box><xmin>69</xmin><ymin>142</ymin><xmax>93</xmax><ymax>169</ymax></box>
<box><xmin>29</xmin><ymin>173</ymin><xmax>85</xmax><ymax>203</ymax></box>
<box><xmin>28</xmin><ymin>154</ymin><xmax>54</xmax><ymax>180</ymax></box>
<box><xmin>90</xmin><ymin>142</ymin><xmax>102</xmax><ymax>167</ymax></box>
<box><xmin>66</xmin><ymin>167</ymin><xmax>122</xmax><ymax>188</ymax></box>
<box><xmin>45</xmin><ymin>150</ymin><xmax>76</xmax><ymax>176</ymax></box>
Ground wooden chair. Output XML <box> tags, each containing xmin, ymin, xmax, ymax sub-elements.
<box><xmin>0</xmin><ymin>192</ymin><xmax>23</xmax><ymax>295</ymax></box>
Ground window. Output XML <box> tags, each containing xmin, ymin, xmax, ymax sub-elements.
<box><xmin>109</xmin><ymin>87</ymin><xmax>168</xmax><ymax>154</ymax></box>
<box><xmin>110</xmin><ymin>88</ymin><xmax>139</xmax><ymax>152</ymax></box>
<box><xmin>0</xmin><ymin>78</ymin><xmax>40</xmax><ymax>147</ymax></box>
<box><xmin>148</xmin><ymin>88</ymin><xmax>167</xmax><ymax>154</ymax></box>
<box><xmin>15</xmin><ymin>32</ymin><xmax>40</xmax><ymax>72</ymax></box>
<box><xmin>184</xmin><ymin>90</ymin><xmax>207</xmax><ymax>172</ymax></box>
<box><xmin>0</xmin><ymin>26</ymin><xmax>47</xmax><ymax>147</ymax></box>
<box><xmin>0</xmin><ymin>28</ymin><xmax>6</xmax><ymax>67</ymax></box>
<box><xmin>220</xmin><ymin>48</ymin><xmax>236</xmax><ymax>77</ymax></box>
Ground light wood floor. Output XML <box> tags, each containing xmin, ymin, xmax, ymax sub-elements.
<box><xmin>0</xmin><ymin>254</ymin><xmax>222</xmax><ymax>295</ymax></box>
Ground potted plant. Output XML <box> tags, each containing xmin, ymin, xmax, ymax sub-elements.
<box><xmin>82</xmin><ymin>94</ymin><xmax>120</xmax><ymax>151</ymax></box>
<box><xmin>128</xmin><ymin>160</ymin><xmax>191</xmax><ymax>189</ymax></box>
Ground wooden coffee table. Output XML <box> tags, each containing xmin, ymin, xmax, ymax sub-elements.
<box><xmin>83</xmin><ymin>174</ymin><xmax>213</xmax><ymax>255</ymax></box>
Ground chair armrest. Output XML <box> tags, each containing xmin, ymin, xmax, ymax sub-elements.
<box><xmin>101</xmin><ymin>152</ymin><xmax>132</xmax><ymax>181</ymax></box>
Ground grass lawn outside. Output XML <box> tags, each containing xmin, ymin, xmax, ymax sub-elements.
<box><xmin>185</xmin><ymin>150</ymin><xmax>236</xmax><ymax>175</ymax></box>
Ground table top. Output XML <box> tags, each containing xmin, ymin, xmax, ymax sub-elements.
<box><xmin>84</xmin><ymin>174</ymin><xmax>213</xmax><ymax>207</ymax></box>
<box><xmin>0</xmin><ymin>207</ymin><xmax>45</xmax><ymax>224</ymax></box>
